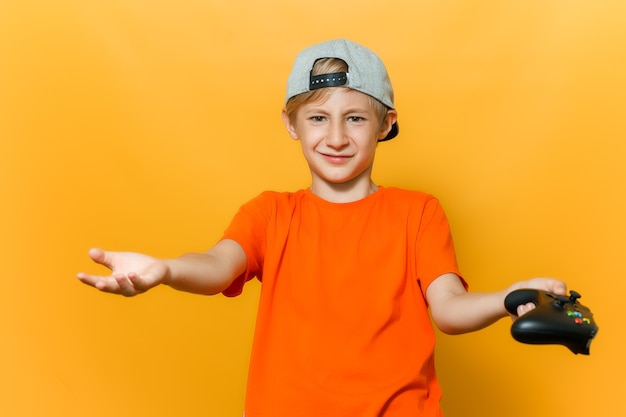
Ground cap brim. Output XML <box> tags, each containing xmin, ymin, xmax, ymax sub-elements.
<box><xmin>378</xmin><ymin>122</ymin><xmax>399</xmax><ymax>142</ymax></box>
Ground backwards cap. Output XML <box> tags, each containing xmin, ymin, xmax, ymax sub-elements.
<box><xmin>285</xmin><ymin>38</ymin><xmax>398</xmax><ymax>141</ymax></box>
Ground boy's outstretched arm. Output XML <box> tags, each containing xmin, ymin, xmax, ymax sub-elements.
<box><xmin>426</xmin><ymin>273</ymin><xmax>567</xmax><ymax>335</ymax></box>
<box><xmin>77</xmin><ymin>239</ymin><xmax>247</xmax><ymax>297</ymax></box>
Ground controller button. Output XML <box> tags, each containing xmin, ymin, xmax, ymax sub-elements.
<box><xmin>583</xmin><ymin>318</ymin><xmax>591</xmax><ymax>324</ymax></box>
<box><xmin>574</xmin><ymin>311</ymin><xmax>583</xmax><ymax>318</ymax></box>
<box><xmin>567</xmin><ymin>311</ymin><xmax>575</xmax><ymax>317</ymax></box>
<box><xmin>574</xmin><ymin>318</ymin><xmax>583</xmax><ymax>325</ymax></box>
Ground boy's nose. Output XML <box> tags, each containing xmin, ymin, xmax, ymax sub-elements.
<box><xmin>326</xmin><ymin>121</ymin><xmax>349</xmax><ymax>149</ymax></box>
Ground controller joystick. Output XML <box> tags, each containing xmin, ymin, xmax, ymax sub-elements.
<box><xmin>555</xmin><ymin>295</ymin><xmax>569</xmax><ymax>307</ymax></box>
<box><xmin>504</xmin><ymin>289</ymin><xmax>598</xmax><ymax>355</ymax></box>
<box><xmin>569</xmin><ymin>290</ymin><xmax>581</xmax><ymax>303</ymax></box>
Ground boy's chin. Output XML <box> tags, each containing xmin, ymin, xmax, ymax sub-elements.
<box><xmin>311</xmin><ymin>172</ymin><xmax>374</xmax><ymax>189</ymax></box>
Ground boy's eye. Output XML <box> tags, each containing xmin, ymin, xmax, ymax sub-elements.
<box><xmin>348</xmin><ymin>116</ymin><xmax>365</xmax><ymax>122</ymax></box>
<box><xmin>310</xmin><ymin>116</ymin><xmax>326</xmax><ymax>122</ymax></box>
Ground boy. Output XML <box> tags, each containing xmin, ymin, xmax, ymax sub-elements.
<box><xmin>78</xmin><ymin>39</ymin><xmax>566</xmax><ymax>416</ymax></box>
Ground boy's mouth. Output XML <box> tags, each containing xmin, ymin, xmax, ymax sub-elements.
<box><xmin>320</xmin><ymin>152</ymin><xmax>353</xmax><ymax>164</ymax></box>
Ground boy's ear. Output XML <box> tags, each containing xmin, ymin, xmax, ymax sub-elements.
<box><xmin>281</xmin><ymin>109</ymin><xmax>299</xmax><ymax>140</ymax></box>
<box><xmin>378</xmin><ymin>109</ymin><xmax>398</xmax><ymax>140</ymax></box>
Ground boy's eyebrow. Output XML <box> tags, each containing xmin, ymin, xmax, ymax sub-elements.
<box><xmin>300</xmin><ymin>106</ymin><xmax>330</xmax><ymax>114</ymax></box>
<box><xmin>301</xmin><ymin>106</ymin><xmax>372</xmax><ymax>117</ymax></box>
<box><xmin>301</xmin><ymin>101</ymin><xmax>372</xmax><ymax>112</ymax></box>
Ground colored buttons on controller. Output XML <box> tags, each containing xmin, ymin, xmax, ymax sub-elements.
<box><xmin>567</xmin><ymin>310</ymin><xmax>591</xmax><ymax>325</ymax></box>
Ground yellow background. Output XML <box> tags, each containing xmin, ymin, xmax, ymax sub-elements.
<box><xmin>1</xmin><ymin>1</ymin><xmax>624</xmax><ymax>416</ymax></box>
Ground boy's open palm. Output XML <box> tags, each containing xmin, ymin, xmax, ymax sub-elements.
<box><xmin>77</xmin><ymin>248</ymin><xmax>168</xmax><ymax>296</ymax></box>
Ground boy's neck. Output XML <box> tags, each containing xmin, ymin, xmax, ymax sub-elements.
<box><xmin>309</xmin><ymin>178</ymin><xmax>380</xmax><ymax>203</ymax></box>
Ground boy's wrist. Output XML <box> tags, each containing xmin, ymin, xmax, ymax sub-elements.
<box><xmin>161</xmin><ymin>259</ymin><xmax>176</xmax><ymax>286</ymax></box>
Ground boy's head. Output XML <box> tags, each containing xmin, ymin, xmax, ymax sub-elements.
<box><xmin>284</xmin><ymin>39</ymin><xmax>398</xmax><ymax>141</ymax></box>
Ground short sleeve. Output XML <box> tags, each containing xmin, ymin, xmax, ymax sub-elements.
<box><xmin>415</xmin><ymin>197</ymin><xmax>467</xmax><ymax>294</ymax></box>
<box><xmin>220</xmin><ymin>193</ymin><xmax>272</xmax><ymax>297</ymax></box>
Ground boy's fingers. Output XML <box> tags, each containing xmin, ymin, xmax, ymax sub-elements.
<box><xmin>77</xmin><ymin>273</ymin><xmax>123</xmax><ymax>294</ymax></box>
<box><xmin>128</xmin><ymin>272</ymin><xmax>148</xmax><ymax>292</ymax></box>
<box><xmin>115</xmin><ymin>274</ymin><xmax>137</xmax><ymax>297</ymax></box>
<box><xmin>77</xmin><ymin>272</ymin><xmax>105</xmax><ymax>287</ymax></box>
<box><xmin>516</xmin><ymin>302</ymin><xmax>536</xmax><ymax>317</ymax></box>
<box><xmin>552</xmin><ymin>280</ymin><xmax>567</xmax><ymax>295</ymax></box>
<box><xmin>76</xmin><ymin>272</ymin><xmax>91</xmax><ymax>286</ymax></box>
<box><xmin>88</xmin><ymin>248</ymin><xmax>113</xmax><ymax>270</ymax></box>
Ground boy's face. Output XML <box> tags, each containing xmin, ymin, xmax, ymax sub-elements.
<box><xmin>282</xmin><ymin>88</ymin><xmax>397</xmax><ymax>192</ymax></box>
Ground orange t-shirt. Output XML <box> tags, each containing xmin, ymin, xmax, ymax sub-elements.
<box><xmin>222</xmin><ymin>187</ymin><xmax>464</xmax><ymax>417</ymax></box>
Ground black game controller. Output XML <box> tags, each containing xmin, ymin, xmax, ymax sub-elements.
<box><xmin>504</xmin><ymin>289</ymin><xmax>598</xmax><ymax>355</ymax></box>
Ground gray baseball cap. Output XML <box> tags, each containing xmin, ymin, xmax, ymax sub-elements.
<box><xmin>285</xmin><ymin>38</ymin><xmax>398</xmax><ymax>141</ymax></box>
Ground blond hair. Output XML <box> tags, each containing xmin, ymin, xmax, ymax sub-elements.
<box><xmin>284</xmin><ymin>58</ymin><xmax>389</xmax><ymax>125</ymax></box>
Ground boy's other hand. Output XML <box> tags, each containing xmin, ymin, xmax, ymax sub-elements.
<box><xmin>77</xmin><ymin>248</ymin><xmax>168</xmax><ymax>296</ymax></box>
